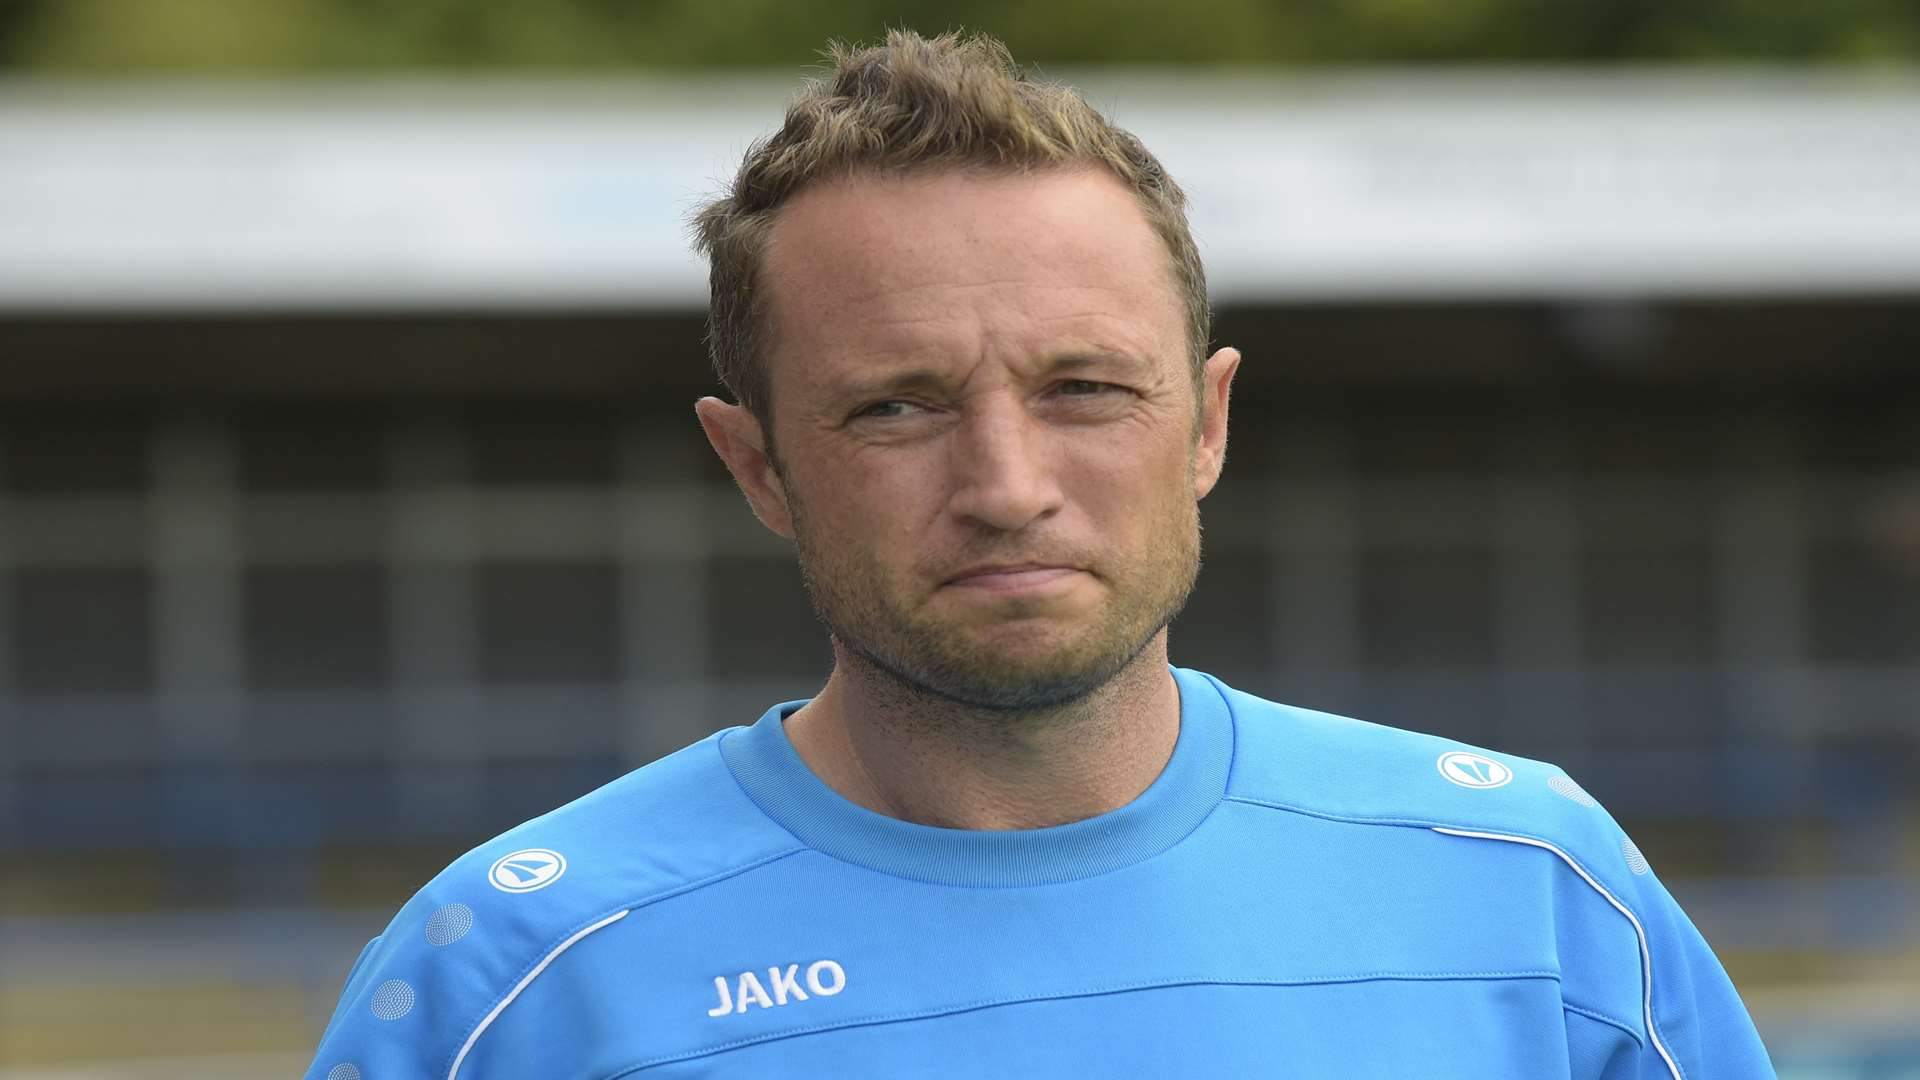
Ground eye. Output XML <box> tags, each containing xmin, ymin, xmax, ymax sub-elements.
<box><xmin>851</xmin><ymin>400</ymin><xmax>921</xmax><ymax>420</ymax></box>
<box><xmin>1055</xmin><ymin>379</ymin><xmax>1117</xmax><ymax>397</ymax></box>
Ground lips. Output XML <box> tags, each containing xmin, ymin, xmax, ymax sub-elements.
<box><xmin>942</xmin><ymin>565</ymin><xmax>1082</xmax><ymax>590</ymax></box>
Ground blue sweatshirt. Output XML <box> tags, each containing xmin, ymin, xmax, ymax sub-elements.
<box><xmin>307</xmin><ymin>667</ymin><xmax>1774</xmax><ymax>1079</ymax></box>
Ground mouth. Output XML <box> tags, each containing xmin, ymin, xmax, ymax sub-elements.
<box><xmin>942</xmin><ymin>564</ymin><xmax>1085</xmax><ymax>592</ymax></box>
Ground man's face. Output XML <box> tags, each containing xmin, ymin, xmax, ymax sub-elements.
<box><xmin>708</xmin><ymin>168</ymin><xmax>1237</xmax><ymax>710</ymax></box>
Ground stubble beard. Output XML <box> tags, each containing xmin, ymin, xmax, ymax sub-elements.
<box><xmin>787</xmin><ymin>488</ymin><xmax>1202</xmax><ymax>715</ymax></box>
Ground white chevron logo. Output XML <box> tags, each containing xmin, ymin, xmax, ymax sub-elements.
<box><xmin>488</xmin><ymin>848</ymin><xmax>567</xmax><ymax>893</ymax></box>
<box><xmin>1436</xmin><ymin>751</ymin><xmax>1513</xmax><ymax>789</ymax></box>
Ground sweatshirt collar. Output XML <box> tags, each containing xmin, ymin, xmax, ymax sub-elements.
<box><xmin>719</xmin><ymin>667</ymin><xmax>1233</xmax><ymax>887</ymax></box>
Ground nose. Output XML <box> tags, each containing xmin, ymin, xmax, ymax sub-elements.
<box><xmin>944</xmin><ymin>395</ymin><xmax>1063</xmax><ymax>532</ymax></box>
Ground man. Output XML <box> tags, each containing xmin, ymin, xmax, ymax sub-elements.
<box><xmin>307</xmin><ymin>30</ymin><xmax>1773</xmax><ymax>1078</ymax></box>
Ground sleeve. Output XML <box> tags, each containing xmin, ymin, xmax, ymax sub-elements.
<box><xmin>301</xmin><ymin>844</ymin><xmax>602</xmax><ymax>1080</ymax></box>
<box><xmin>303</xmin><ymin>926</ymin><xmax>467</xmax><ymax>1080</ymax></box>
<box><xmin>1623</xmin><ymin>857</ymin><xmax>1777</xmax><ymax>1080</ymax></box>
<box><xmin>302</xmin><ymin>894</ymin><xmax>504</xmax><ymax>1080</ymax></box>
<box><xmin>1501</xmin><ymin>766</ymin><xmax>1778</xmax><ymax>1080</ymax></box>
<box><xmin>313</xmin><ymin>935</ymin><xmax>383</xmax><ymax>1051</ymax></box>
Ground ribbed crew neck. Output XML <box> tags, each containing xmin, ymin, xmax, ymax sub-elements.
<box><xmin>718</xmin><ymin>667</ymin><xmax>1234</xmax><ymax>888</ymax></box>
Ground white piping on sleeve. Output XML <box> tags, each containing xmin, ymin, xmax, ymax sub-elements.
<box><xmin>1431</xmin><ymin>827</ymin><xmax>1683</xmax><ymax>1080</ymax></box>
<box><xmin>447</xmin><ymin>908</ymin><xmax>632</xmax><ymax>1080</ymax></box>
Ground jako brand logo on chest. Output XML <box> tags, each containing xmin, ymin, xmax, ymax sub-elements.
<box><xmin>707</xmin><ymin>960</ymin><xmax>847</xmax><ymax>1017</ymax></box>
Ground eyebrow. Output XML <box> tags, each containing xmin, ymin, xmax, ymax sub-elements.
<box><xmin>840</xmin><ymin>350</ymin><xmax>1151</xmax><ymax>400</ymax></box>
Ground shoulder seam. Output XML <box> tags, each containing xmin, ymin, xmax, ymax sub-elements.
<box><xmin>1431</xmin><ymin>827</ymin><xmax>1684</xmax><ymax>1080</ymax></box>
<box><xmin>447</xmin><ymin>908</ymin><xmax>630</xmax><ymax>1080</ymax></box>
<box><xmin>1224</xmin><ymin>793</ymin><xmax>1609</xmax><ymax>848</ymax></box>
<box><xmin>1221</xmin><ymin>800</ymin><xmax>1678</xmax><ymax>1074</ymax></box>
<box><xmin>1223</xmin><ymin>792</ymin><xmax>1471</xmax><ymax>833</ymax></box>
<box><xmin>444</xmin><ymin>845</ymin><xmax>810</xmax><ymax>1079</ymax></box>
<box><xmin>1563</xmin><ymin>1001</ymin><xmax>1647</xmax><ymax>1049</ymax></box>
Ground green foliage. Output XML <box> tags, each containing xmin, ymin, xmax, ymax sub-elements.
<box><xmin>2</xmin><ymin>0</ymin><xmax>1918</xmax><ymax>71</ymax></box>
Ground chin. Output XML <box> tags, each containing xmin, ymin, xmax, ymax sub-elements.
<box><xmin>909</xmin><ymin>664</ymin><xmax>1117</xmax><ymax>712</ymax></box>
<box><xmin>874</xmin><ymin>625</ymin><xmax>1161</xmax><ymax>714</ymax></box>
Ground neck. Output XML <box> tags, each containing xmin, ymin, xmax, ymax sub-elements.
<box><xmin>783</xmin><ymin>635</ymin><xmax>1181</xmax><ymax>831</ymax></box>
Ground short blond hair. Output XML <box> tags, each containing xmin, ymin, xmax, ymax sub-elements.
<box><xmin>691</xmin><ymin>29</ymin><xmax>1210</xmax><ymax>434</ymax></box>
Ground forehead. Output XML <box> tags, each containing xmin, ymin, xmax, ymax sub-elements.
<box><xmin>758</xmin><ymin>168</ymin><xmax>1185</xmax><ymax>384</ymax></box>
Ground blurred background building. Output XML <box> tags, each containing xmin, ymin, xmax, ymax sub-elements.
<box><xmin>1</xmin><ymin>2</ymin><xmax>1917</xmax><ymax>1076</ymax></box>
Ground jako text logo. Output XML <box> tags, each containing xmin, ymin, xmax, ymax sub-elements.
<box><xmin>708</xmin><ymin>960</ymin><xmax>847</xmax><ymax>1016</ymax></box>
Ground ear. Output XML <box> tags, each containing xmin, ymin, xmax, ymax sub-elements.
<box><xmin>696</xmin><ymin>397</ymin><xmax>795</xmax><ymax>539</ymax></box>
<box><xmin>1191</xmin><ymin>346</ymin><xmax>1241</xmax><ymax>501</ymax></box>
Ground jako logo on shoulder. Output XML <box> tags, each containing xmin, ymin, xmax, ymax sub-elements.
<box><xmin>1436</xmin><ymin>751</ymin><xmax>1513</xmax><ymax>789</ymax></box>
<box><xmin>708</xmin><ymin>960</ymin><xmax>846</xmax><ymax>1016</ymax></box>
<box><xmin>488</xmin><ymin>848</ymin><xmax>567</xmax><ymax>893</ymax></box>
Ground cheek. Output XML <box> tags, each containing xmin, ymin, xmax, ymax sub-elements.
<box><xmin>795</xmin><ymin>452</ymin><xmax>941</xmax><ymax>555</ymax></box>
<box><xmin>1071</xmin><ymin>437</ymin><xmax>1189</xmax><ymax>520</ymax></box>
